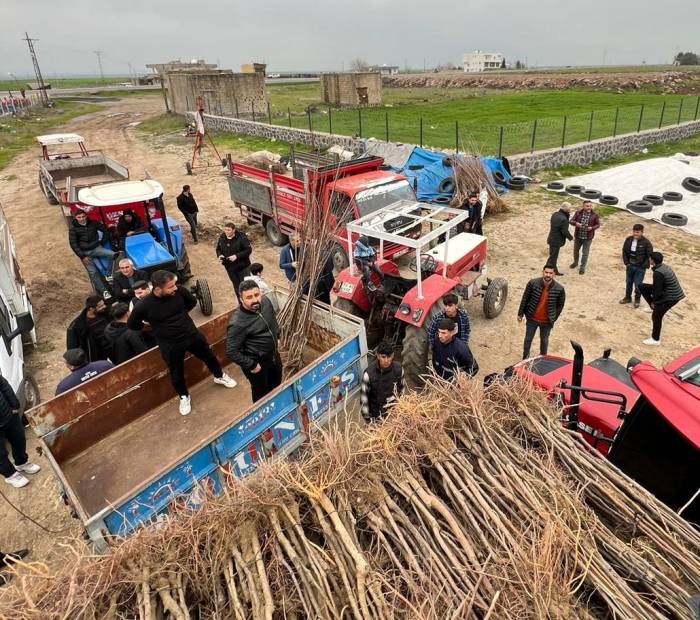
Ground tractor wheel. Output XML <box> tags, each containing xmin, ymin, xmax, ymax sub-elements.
<box><xmin>39</xmin><ymin>175</ymin><xmax>58</xmax><ymax>205</ymax></box>
<box><xmin>265</xmin><ymin>219</ymin><xmax>289</xmax><ymax>247</ymax></box>
<box><xmin>179</xmin><ymin>246</ymin><xmax>193</xmax><ymax>282</ymax></box>
<box><xmin>331</xmin><ymin>243</ymin><xmax>349</xmax><ymax>274</ymax></box>
<box><xmin>401</xmin><ymin>305</ymin><xmax>440</xmax><ymax>390</ymax></box>
<box><xmin>333</xmin><ymin>298</ymin><xmax>383</xmax><ymax>348</ymax></box>
<box><xmin>21</xmin><ymin>374</ymin><xmax>40</xmax><ymax>415</ymax></box>
<box><xmin>185</xmin><ymin>161</ymin><xmax>193</xmax><ymax>175</ymax></box>
<box><xmin>483</xmin><ymin>277</ymin><xmax>508</xmax><ymax>319</ymax></box>
<box><xmin>333</xmin><ymin>297</ymin><xmax>361</xmax><ymax>316</ymax></box>
<box><xmin>196</xmin><ymin>278</ymin><xmax>213</xmax><ymax>316</ymax></box>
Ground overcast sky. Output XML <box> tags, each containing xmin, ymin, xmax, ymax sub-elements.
<box><xmin>3</xmin><ymin>1</ymin><xmax>699</xmax><ymax>77</ymax></box>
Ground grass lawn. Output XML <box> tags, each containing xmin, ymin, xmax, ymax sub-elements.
<box><xmin>0</xmin><ymin>101</ymin><xmax>102</xmax><ymax>171</ymax></box>
<box><xmin>0</xmin><ymin>76</ymin><xmax>132</xmax><ymax>90</ymax></box>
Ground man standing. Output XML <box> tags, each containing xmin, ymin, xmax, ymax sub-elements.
<box><xmin>104</xmin><ymin>303</ymin><xmax>152</xmax><ymax>364</ymax></box>
<box><xmin>360</xmin><ymin>341</ymin><xmax>404</xmax><ymax>423</ymax></box>
<box><xmin>465</xmin><ymin>192</ymin><xmax>483</xmax><ymax>235</ymax></box>
<box><xmin>431</xmin><ymin>318</ymin><xmax>478</xmax><ymax>380</ymax></box>
<box><xmin>55</xmin><ymin>349</ymin><xmax>114</xmax><ymax>395</ymax></box>
<box><xmin>569</xmin><ymin>200</ymin><xmax>601</xmax><ymax>275</ymax></box>
<box><xmin>112</xmin><ymin>258</ymin><xmax>149</xmax><ymax>303</ymax></box>
<box><xmin>639</xmin><ymin>252</ymin><xmax>685</xmax><ymax>346</ymax></box>
<box><xmin>518</xmin><ymin>265</ymin><xmax>566</xmax><ymax>359</ymax></box>
<box><xmin>279</xmin><ymin>234</ymin><xmax>300</xmax><ymax>282</ymax></box>
<box><xmin>128</xmin><ymin>270</ymin><xmax>237</xmax><ymax>415</ymax></box>
<box><xmin>427</xmin><ymin>293</ymin><xmax>471</xmax><ymax>349</ymax></box>
<box><xmin>226</xmin><ymin>279</ymin><xmax>282</xmax><ymax>402</ymax></box>
<box><xmin>176</xmin><ymin>185</ymin><xmax>199</xmax><ymax>244</ymax></box>
<box><xmin>546</xmin><ymin>202</ymin><xmax>573</xmax><ymax>276</ymax></box>
<box><xmin>66</xmin><ymin>296</ymin><xmax>112</xmax><ymax>362</ymax></box>
<box><xmin>68</xmin><ymin>210</ymin><xmax>117</xmax><ymax>294</ymax></box>
<box><xmin>0</xmin><ymin>374</ymin><xmax>41</xmax><ymax>488</ymax></box>
<box><xmin>620</xmin><ymin>224</ymin><xmax>653</xmax><ymax>308</ymax></box>
<box><xmin>216</xmin><ymin>222</ymin><xmax>252</xmax><ymax>302</ymax></box>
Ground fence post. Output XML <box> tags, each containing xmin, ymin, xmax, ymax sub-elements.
<box><xmin>637</xmin><ymin>104</ymin><xmax>644</xmax><ymax>132</ymax></box>
<box><xmin>587</xmin><ymin>111</ymin><xmax>594</xmax><ymax>141</ymax></box>
<box><xmin>677</xmin><ymin>98</ymin><xmax>684</xmax><ymax>124</ymax></box>
<box><xmin>695</xmin><ymin>96</ymin><xmax>700</xmax><ymax>120</ymax></box>
<box><xmin>658</xmin><ymin>101</ymin><xmax>666</xmax><ymax>128</ymax></box>
<box><xmin>530</xmin><ymin>119</ymin><xmax>538</xmax><ymax>152</ymax></box>
<box><xmin>419</xmin><ymin>116</ymin><xmax>423</xmax><ymax>147</ymax></box>
<box><xmin>267</xmin><ymin>102</ymin><xmax>272</xmax><ymax>125</ymax></box>
<box><xmin>561</xmin><ymin>116</ymin><xmax>567</xmax><ymax>148</ymax></box>
<box><xmin>235</xmin><ymin>99</ymin><xmax>239</xmax><ymax>119</ymax></box>
<box><xmin>329</xmin><ymin>105</ymin><xmax>333</xmax><ymax>134</ymax></box>
<box><xmin>358</xmin><ymin>108</ymin><xmax>362</xmax><ymax>138</ymax></box>
<box><xmin>385</xmin><ymin>112</ymin><xmax>389</xmax><ymax>142</ymax></box>
<box><xmin>497</xmin><ymin>126</ymin><xmax>504</xmax><ymax>158</ymax></box>
<box><xmin>455</xmin><ymin>121</ymin><xmax>459</xmax><ymax>153</ymax></box>
<box><xmin>307</xmin><ymin>109</ymin><xmax>312</xmax><ymax>132</ymax></box>
<box><xmin>288</xmin><ymin>107</ymin><xmax>292</xmax><ymax>127</ymax></box>
<box><xmin>612</xmin><ymin>108</ymin><xmax>619</xmax><ymax>137</ymax></box>
<box><xmin>252</xmin><ymin>104</ymin><xmax>256</xmax><ymax>123</ymax></box>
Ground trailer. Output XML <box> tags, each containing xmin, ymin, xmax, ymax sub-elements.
<box><xmin>27</xmin><ymin>290</ymin><xmax>367</xmax><ymax>550</ymax></box>
<box><xmin>36</xmin><ymin>133</ymin><xmax>129</xmax><ymax>212</ymax></box>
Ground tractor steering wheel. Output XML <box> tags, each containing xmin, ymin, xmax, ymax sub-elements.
<box><xmin>409</xmin><ymin>253</ymin><xmax>437</xmax><ymax>274</ymax></box>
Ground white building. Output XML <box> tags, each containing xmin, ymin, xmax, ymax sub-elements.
<box><xmin>463</xmin><ymin>51</ymin><xmax>505</xmax><ymax>73</ymax></box>
<box><xmin>369</xmin><ymin>64</ymin><xmax>400</xmax><ymax>76</ymax></box>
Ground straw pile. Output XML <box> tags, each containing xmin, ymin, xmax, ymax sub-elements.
<box><xmin>449</xmin><ymin>155</ymin><xmax>507</xmax><ymax>215</ymax></box>
<box><xmin>2</xmin><ymin>377</ymin><xmax>698</xmax><ymax>619</ymax></box>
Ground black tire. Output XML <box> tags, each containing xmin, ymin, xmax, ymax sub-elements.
<box><xmin>265</xmin><ymin>219</ymin><xmax>289</xmax><ymax>246</ymax></box>
<box><xmin>39</xmin><ymin>175</ymin><xmax>59</xmax><ymax>205</ymax></box>
<box><xmin>566</xmin><ymin>184</ymin><xmax>585</xmax><ymax>195</ymax></box>
<box><xmin>407</xmin><ymin>164</ymin><xmax>424</xmax><ymax>171</ymax></box>
<box><xmin>600</xmin><ymin>195</ymin><xmax>619</xmax><ymax>205</ymax></box>
<box><xmin>661</xmin><ymin>212</ymin><xmax>688</xmax><ymax>227</ymax></box>
<box><xmin>580</xmin><ymin>189</ymin><xmax>602</xmax><ymax>200</ymax></box>
<box><xmin>626</xmin><ymin>200</ymin><xmax>653</xmax><ymax>213</ymax></box>
<box><xmin>185</xmin><ymin>161</ymin><xmax>193</xmax><ymax>175</ymax></box>
<box><xmin>662</xmin><ymin>191</ymin><xmax>683</xmax><ymax>202</ymax></box>
<box><xmin>196</xmin><ymin>278</ymin><xmax>213</xmax><ymax>316</ymax></box>
<box><xmin>507</xmin><ymin>178</ymin><xmax>526</xmax><ymax>190</ymax></box>
<box><xmin>483</xmin><ymin>278</ymin><xmax>508</xmax><ymax>319</ymax></box>
<box><xmin>330</xmin><ymin>244</ymin><xmax>349</xmax><ymax>274</ymax></box>
<box><xmin>433</xmin><ymin>196</ymin><xmax>451</xmax><ymax>204</ymax></box>
<box><xmin>438</xmin><ymin>177</ymin><xmax>455</xmax><ymax>194</ymax></box>
<box><xmin>402</xmin><ymin>304</ymin><xmax>440</xmax><ymax>390</ymax></box>
<box><xmin>681</xmin><ymin>177</ymin><xmax>700</xmax><ymax>193</ymax></box>
<box><xmin>683</xmin><ymin>151</ymin><xmax>699</xmax><ymax>157</ymax></box>
<box><xmin>333</xmin><ymin>297</ymin><xmax>362</xmax><ymax>316</ymax></box>
<box><xmin>493</xmin><ymin>171</ymin><xmax>507</xmax><ymax>184</ymax></box>
<box><xmin>546</xmin><ymin>181</ymin><xmax>564</xmax><ymax>191</ymax></box>
<box><xmin>21</xmin><ymin>374</ymin><xmax>41</xmax><ymax>415</ymax></box>
<box><xmin>221</xmin><ymin>158</ymin><xmax>228</xmax><ymax>168</ymax></box>
<box><xmin>642</xmin><ymin>194</ymin><xmax>663</xmax><ymax>206</ymax></box>
<box><xmin>511</xmin><ymin>175</ymin><xmax>529</xmax><ymax>184</ymax></box>
<box><xmin>334</xmin><ymin>298</ymin><xmax>382</xmax><ymax>347</ymax></box>
<box><xmin>179</xmin><ymin>246</ymin><xmax>193</xmax><ymax>282</ymax></box>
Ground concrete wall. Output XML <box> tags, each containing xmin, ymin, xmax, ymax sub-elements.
<box><xmin>320</xmin><ymin>73</ymin><xmax>382</xmax><ymax>107</ymax></box>
<box><xmin>166</xmin><ymin>71</ymin><xmax>268</xmax><ymax>116</ymax></box>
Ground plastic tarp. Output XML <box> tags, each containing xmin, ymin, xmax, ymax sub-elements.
<box><xmin>393</xmin><ymin>147</ymin><xmax>511</xmax><ymax>202</ymax></box>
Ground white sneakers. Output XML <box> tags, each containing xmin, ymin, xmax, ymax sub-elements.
<box><xmin>179</xmin><ymin>395</ymin><xmax>192</xmax><ymax>416</ymax></box>
<box><xmin>4</xmin><ymin>462</ymin><xmax>41</xmax><ymax>488</ymax></box>
<box><xmin>214</xmin><ymin>373</ymin><xmax>237</xmax><ymax>388</ymax></box>
<box><xmin>642</xmin><ymin>338</ymin><xmax>660</xmax><ymax>346</ymax></box>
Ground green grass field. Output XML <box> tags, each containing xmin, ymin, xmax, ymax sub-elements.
<box><xmin>0</xmin><ymin>76</ymin><xmax>132</xmax><ymax>91</ymax></box>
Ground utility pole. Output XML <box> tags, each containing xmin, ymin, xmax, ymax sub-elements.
<box><xmin>23</xmin><ymin>32</ymin><xmax>50</xmax><ymax>106</ymax></box>
<box><xmin>94</xmin><ymin>51</ymin><xmax>105</xmax><ymax>83</ymax></box>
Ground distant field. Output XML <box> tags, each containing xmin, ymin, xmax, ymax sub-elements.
<box><xmin>0</xmin><ymin>77</ymin><xmax>132</xmax><ymax>90</ymax></box>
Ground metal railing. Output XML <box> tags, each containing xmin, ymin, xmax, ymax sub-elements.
<box><xmin>0</xmin><ymin>93</ymin><xmax>44</xmax><ymax>117</ymax></box>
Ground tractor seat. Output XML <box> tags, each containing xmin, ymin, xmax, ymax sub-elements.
<box><xmin>124</xmin><ymin>233</ymin><xmax>173</xmax><ymax>271</ymax></box>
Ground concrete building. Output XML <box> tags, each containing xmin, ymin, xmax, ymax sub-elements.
<box><xmin>240</xmin><ymin>63</ymin><xmax>267</xmax><ymax>75</ymax></box>
<box><xmin>463</xmin><ymin>51</ymin><xmax>505</xmax><ymax>73</ymax></box>
<box><xmin>320</xmin><ymin>72</ymin><xmax>382</xmax><ymax>107</ymax></box>
<box><xmin>146</xmin><ymin>59</ymin><xmax>218</xmax><ymax>76</ymax></box>
<box><xmin>369</xmin><ymin>65</ymin><xmax>399</xmax><ymax>76</ymax></box>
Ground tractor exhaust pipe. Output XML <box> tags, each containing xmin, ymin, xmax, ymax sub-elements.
<box><xmin>568</xmin><ymin>340</ymin><xmax>584</xmax><ymax>430</ymax></box>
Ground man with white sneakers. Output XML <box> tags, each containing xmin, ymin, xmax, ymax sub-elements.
<box><xmin>639</xmin><ymin>252</ymin><xmax>685</xmax><ymax>346</ymax></box>
<box><xmin>128</xmin><ymin>270</ymin><xmax>237</xmax><ymax>415</ymax></box>
<box><xmin>0</xmin><ymin>375</ymin><xmax>41</xmax><ymax>488</ymax></box>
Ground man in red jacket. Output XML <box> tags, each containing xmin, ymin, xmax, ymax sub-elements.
<box><xmin>569</xmin><ymin>200</ymin><xmax>601</xmax><ymax>275</ymax></box>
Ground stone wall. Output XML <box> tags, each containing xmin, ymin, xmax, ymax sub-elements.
<box><xmin>320</xmin><ymin>72</ymin><xmax>382</xmax><ymax>107</ymax></box>
<box><xmin>167</xmin><ymin>71</ymin><xmax>267</xmax><ymax>116</ymax></box>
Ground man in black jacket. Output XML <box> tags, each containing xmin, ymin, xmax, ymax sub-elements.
<box><xmin>116</xmin><ymin>208</ymin><xmax>148</xmax><ymax>242</ymax></box>
<box><xmin>360</xmin><ymin>341</ymin><xmax>404</xmax><ymax>423</ymax></box>
<box><xmin>66</xmin><ymin>295</ymin><xmax>112</xmax><ymax>362</ymax></box>
<box><xmin>0</xmin><ymin>375</ymin><xmax>41</xmax><ymax>489</ymax></box>
<box><xmin>619</xmin><ymin>223</ymin><xmax>653</xmax><ymax>308</ymax></box>
<box><xmin>431</xmin><ymin>318</ymin><xmax>478</xmax><ymax>380</ymax></box>
<box><xmin>216</xmin><ymin>222</ymin><xmax>252</xmax><ymax>302</ymax></box>
<box><xmin>546</xmin><ymin>202</ymin><xmax>573</xmax><ymax>276</ymax></box>
<box><xmin>128</xmin><ymin>270</ymin><xmax>237</xmax><ymax>415</ymax></box>
<box><xmin>518</xmin><ymin>265</ymin><xmax>566</xmax><ymax>359</ymax></box>
<box><xmin>639</xmin><ymin>252</ymin><xmax>685</xmax><ymax>346</ymax></box>
<box><xmin>104</xmin><ymin>303</ymin><xmax>152</xmax><ymax>364</ymax></box>
<box><xmin>226</xmin><ymin>279</ymin><xmax>282</xmax><ymax>402</ymax></box>
<box><xmin>68</xmin><ymin>210</ymin><xmax>117</xmax><ymax>294</ymax></box>
<box><xmin>176</xmin><ymin>185</ymin><xmax>199</xmax><ymax>244</ymax></box>
<box><xmin>112</xmin><ymin>259</ymin><xmax>149</xmax><ymax>303</ymax></box>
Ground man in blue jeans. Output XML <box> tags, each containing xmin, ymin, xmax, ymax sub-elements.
<box><xmin>68</xmin><ymin>210</ymin><xmax>116</xmax><ymax>295</ymax></box>
<box><xmin>619</xmin><ymin>224</ymin><xmax>653</xmax><ymax>309</ymax></box>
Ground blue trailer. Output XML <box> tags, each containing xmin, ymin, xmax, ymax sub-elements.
<box><xmin>28</xmin><ymin>290</ymin><xmax>367</xmax><ymax>550</ymax></box>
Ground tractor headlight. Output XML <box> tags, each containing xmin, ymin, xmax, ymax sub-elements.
<box><xmin>399</xmin><ymin>303</ymin><xmax>410</xmax><ymax>315</ymax></box>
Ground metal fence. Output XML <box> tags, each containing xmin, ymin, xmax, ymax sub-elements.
<box><xmin>0</xmin><ymin>93</ymin><xmax>44</xmax><ymax>117</ymax></box>
<box><xmin>226</xmin><ymin>95</ymin><xmax>700</xmax><ymax>156</ymax></box>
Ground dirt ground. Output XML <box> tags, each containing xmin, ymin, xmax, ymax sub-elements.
<box><xmin>0</xmin><ymin>96</ymin><xmax>698</xmax><ymax>565</ymax></box>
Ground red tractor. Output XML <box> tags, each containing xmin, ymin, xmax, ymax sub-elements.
<box><xmin>332</xmin><ymin>202</ymin><xmax>508</xmax><ymax>387</ymax></box>
<box><xmin>496</xmin><ymin>342</ymin><xmax>699</xmax><ymax>523</ymax></box>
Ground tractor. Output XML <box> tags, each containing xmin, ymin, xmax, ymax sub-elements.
<box><xmin>73</xmin><ymin>179</ymin><xmax>213</xmax><ymax>315</ymax></box>
<box><xmin>332</xmin><ymin>201</ymin><xmax>507</xmax><ymax>387</ymax></box>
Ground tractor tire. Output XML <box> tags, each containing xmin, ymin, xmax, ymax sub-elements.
<box><xmin>179</xmin><ymin>246</ymin><xmax>193</xmax><ymax>282</ymax></box>
<box><xmin>580</xmin><ymin>189</ymin><xmax>602</xmax><ymax>200</ymax></box>
<box><xmin>39</xmin><ymin>175</ymin><xmax>59</xmax><ymax>205</ymax></box>
<box><xmin>642</xmin><ymin>194</ymin><xmax>663</xmax><ymax>206</ymax></box>
<box><xmin>401</xmin><ymin>304</ymin><xmax>440</xmax><ymax>390</ymax></box>
<box><xmin>626</xmin><ymin>200</ymin><xmax>653</xmax><ymax>213</ymax></box>
<box><xmin>265</xmin><ymin>219</ymin><xmax>289</xmax><ymax>247</ymax></box>
<box><xmin>546</xmin><ymin>181</ymin><xmax>565</xmax><ymax>191</ymax></box>
<box><xmin>333</xmin><ymin>297</ymin><xmax>385</xmax><ymax>346</ymax></box>
<box><xmin>330</xmin><ymin>243</ymin><xmax>349</xmax><ymax>274</ymax></box>
<box><xmin>566</xmin><ymin>184</ymin><xmax>585</xmax><ymax>195</ymax></box>
<box><xmin>21</xmin><ymin>373</ymin><xmax>40</xmax><ymax>415</ymax></box>
<box><xmin>196</xmin><ymin>278</ymin><xmax>213</xmax><ymax>316</ymax></box>
<box><xmin>661</xmin><ymin>212</ymin><xmax>688</xmax><ymax>227</ymax></box>
<box><xmin>333</xmin><ymin>297</ymin><xmax>361</xmax><ymax>316</ymax></box>
<box><xmin>483</xmin><ymin>277</ymin><xmax>508</xmax><ymax>319</ymax></box>
<box><xmin>185</xmin><ymin>161</ymin><xmax>193</xmax><ymax>175</ymax></box>
<box><xmin>438</xmin><ymin>177</ymin><xmax>455</xmax><ymax>194</ymax></box>
<box><xmin>681</xmin><ymin>176</ymin><xmax>700</xmax><ymax>193</ymax></box>
<box><xmin>599</xmin><ymin>195</ymin><xmax>619</xmax><ymax>205</ymax></box>
<box><xmin>662</xmin><ymin>191</ymin><xmax>683</xmax><ymax>202</ymax></box>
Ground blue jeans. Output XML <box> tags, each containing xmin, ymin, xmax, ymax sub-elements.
<box><xmin>84</xmin><ymin>246</ymin><xmax>116</xmax><ymax>293</ymax></box>
<box><xmin>625</xmin><ymin>264</ymin><xmax>646</xmax><ymax>301</ymax></box>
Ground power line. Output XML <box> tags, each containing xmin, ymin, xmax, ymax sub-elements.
<box><xmin>94</xmin><ymin>50</ymin><xmax>105</xmax><ymax>82</ymax></box>
<box><xmin>22</xmin><ymin>32</ymin><xmax>50</xmax><ymax>106</ymax></box>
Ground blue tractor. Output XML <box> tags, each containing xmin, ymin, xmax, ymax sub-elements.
<box><xmin>75</xmin><ymin>180</ymin><xmax>213</xmax><ymax>315</ymax></box>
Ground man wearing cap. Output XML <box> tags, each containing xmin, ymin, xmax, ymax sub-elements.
<box><xmin>431</xmin><ymin>317</ymin><xmax>478</xmax><ymax>381</ymax></box>
<box><xmin>638</xmin><ymin>252</ymin><xmax>685</xmax><ymax>346</ymax></box>
<box><xmin>546</xmin><ymin>202</ymin><xmax>573</xmax><ymax>276</ymax></box>
<box><xmin>55</xmin><ymin>349</ymin><xmax>114</xmax><ymax>396</ymax></box>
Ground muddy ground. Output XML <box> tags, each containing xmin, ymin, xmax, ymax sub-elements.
<box><xmin>0</xmin><ymin>96</ymin><xmax>698</xmax><ymax>564</ymax></box>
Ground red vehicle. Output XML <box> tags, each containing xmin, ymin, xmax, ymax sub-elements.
<box><xmin>504</xmin><ymin>342</ymin><xmax>699</xmax><ymax>523</ymax></box>
<box><xmin>228</xmin><ymin>155</ymin><xmax>419</xmax><ymax>271</ymax></box>
<box><xmin>332</xmin><ymin>202</ymin><xmax>508</xmax><ymax>387</ymax></box>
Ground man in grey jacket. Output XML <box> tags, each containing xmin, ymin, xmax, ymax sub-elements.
<box><xmin>546</xmin><ymin>202</ymin><xmax>573</xmax><ymax>276</ymax></box>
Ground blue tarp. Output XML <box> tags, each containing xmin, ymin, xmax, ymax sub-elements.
<box><xmin>394</xmin><ymin>147</ymin><xmax>511</xmax><ymax>203</ymax></box>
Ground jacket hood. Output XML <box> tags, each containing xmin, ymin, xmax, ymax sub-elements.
<box><xmin>104</xmin><ymin>321</ymin><xmax>127</xmax><ymax>344</ymax></box>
